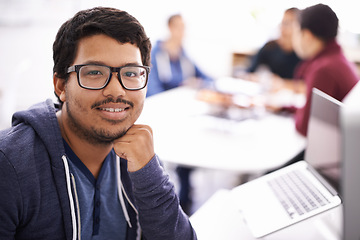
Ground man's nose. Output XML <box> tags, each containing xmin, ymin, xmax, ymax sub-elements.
<box><xmin>102</xmin><ymin>72</ymin><xmax>126</xmax><ymax>97</ymax></box>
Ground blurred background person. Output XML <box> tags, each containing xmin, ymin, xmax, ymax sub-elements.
<box><xmin>146</xmin><ymin>14</ymin><xmax>213</xmax><ymax>97</ymax></box>
<box><xmin>146</xmin><ymin>14</ymin><xmax>213</xmax><ymax>214</ymax></box>
<box><xmin>292</xmin><ymin>3</ymin><xmax>358</xmax><ymax>138</ymax></box>
<box><xmin>267</xmin><ymin>3</ymin><xmax>359</xmax><ymax>177</ymax></box>
<box><xmin>246</xmin><ymin>7</ymin><xmax>304</xmax><ymax>93</ymax></box>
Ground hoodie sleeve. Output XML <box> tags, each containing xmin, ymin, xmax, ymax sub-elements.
<box><xmin>0</xmin><ymin>151</ymin><xmax>22</xmax><ymax>238</ymax></box>
<box><xmin>129</xmin><ymin>155</ymin><xmax>197</xmax><ymax>240</ymax></box>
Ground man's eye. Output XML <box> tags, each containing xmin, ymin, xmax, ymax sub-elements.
<box><xmin>124</xmin><ymin>71</ymin><xmax>137</xmax><ymax>77</ymax></box>
<box><xmin>87</xmin><ymin>70</ymin><xmax>103</xmax><ymax>75</ymax></box>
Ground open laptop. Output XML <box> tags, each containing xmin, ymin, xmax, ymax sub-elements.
<box><xmin>231</xmin><ymin>88</ymin><xmax>342</xmax><ymax>238</ymax></box>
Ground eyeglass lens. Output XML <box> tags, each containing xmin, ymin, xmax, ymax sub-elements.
<box><xmin>79</xmin><ymin>65</ymin><xmax>147</xmax><ymax>89</ymax></box>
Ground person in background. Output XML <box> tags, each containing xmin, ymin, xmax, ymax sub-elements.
<box><xmin>0</xmin><ymin>7</ymin><xmax>197</xmax><ymax>239</ymax></box>
<box><xmin>267</xmin><ymin>3</ymin><xmax>359</xmax><ymax>176</ymax></box>
<box><xmin>292</xmin><ymin>3</ymin><xmax>358</xmax><ymax>137</ymax></box>
<box><xmin>247</xmin><ymin>7</ymin><xmax>302</xmax><ymax>92</ymax></box>
<box><xmin>147</xmin><ymin>14</ymin><xmax>212</xmax><ymax>96</ymax></box>
<box><xmin>147</xmin><ymin>14</ymin><xmax>213</xmax><ymax>214</ymax></box>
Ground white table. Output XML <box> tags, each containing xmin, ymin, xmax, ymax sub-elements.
<box><xmin>190</xmin><ymin>189</ymin><xmax>342</xmax><ymax>240</ymax></box>
<box><xmin>137</xmin><ymin>87</ymin><xmax>306</xmax><ymax>174</ymax></box>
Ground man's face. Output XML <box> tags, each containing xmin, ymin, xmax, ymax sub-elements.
<box><xmin>292</xmin><ymin>21</ymin><xmax>307</xmax><ymax>59</ymax></box>
<box><xmin>280</xmin><ymin>12</ymin><xmax>296</xmax><ymax>40</ymax></box>
<box><xmin>169</xmin><ymin>16</ymin><xmax>185</xmax><ymax>42</ymax></box>
<box><xmin>62</xmin><ymin>34</ymin><xmax>146</xmax><ymax>144</ymax></box>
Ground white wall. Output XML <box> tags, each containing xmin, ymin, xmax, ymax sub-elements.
<box><xmin>0</xmin><ymin>0</ymin><xmax>359</xmax><ymax>129</ymax></box>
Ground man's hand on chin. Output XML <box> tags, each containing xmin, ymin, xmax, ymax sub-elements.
<box><xmin>113</xmin><ymin>124</ymin><xmax>155</xmax><ymax>172</ymax></box>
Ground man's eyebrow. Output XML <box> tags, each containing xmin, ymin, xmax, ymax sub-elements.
<box><xmin>79</xmin><ymin>61</ymin><xmax>143</xmax><ymax>67</ymax></box>
<box><xmin>81</xmin><ymin>60</ymin><xmax>106</xmax><ymax>65</ymax></box>
<box><xmin>123</xmin><ymin>62</ymin><xmax>144</xmax><ymax>67</ymax></box>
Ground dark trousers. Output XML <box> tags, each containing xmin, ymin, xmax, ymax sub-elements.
<box><xmin>176</xmin><ymin>166</ymin><xmax>193</xmax><ymax>214</ymax></box>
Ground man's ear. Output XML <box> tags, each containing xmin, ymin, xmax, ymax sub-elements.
<box><xmin>53</xmin><ymin>73</ymin><xmax>66</xmax><ymax>102</ymax></box>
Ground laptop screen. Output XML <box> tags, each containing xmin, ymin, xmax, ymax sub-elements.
<box><xmin>305</xmin><ymin>88</ymin><xmax>343</xmax><ymax>190</ymax></box>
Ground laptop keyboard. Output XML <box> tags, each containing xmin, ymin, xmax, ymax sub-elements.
<box><xmin>268</xmin><ymin>169</ymin><xmax>331</xmax><ymax>218</ymax></box>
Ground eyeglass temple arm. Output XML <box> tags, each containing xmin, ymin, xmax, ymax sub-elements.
<box><xmin>67</xmin><ymin>66</ymin><xmax>76</xmax><ymax>73</ymax></box>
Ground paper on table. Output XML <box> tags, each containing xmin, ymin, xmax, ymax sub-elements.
<box><xmin>214</xmin><ymin>77</ymin><xmax>262</xmax><ymax>96</ymax></box>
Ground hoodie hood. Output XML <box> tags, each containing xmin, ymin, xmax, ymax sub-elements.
<box><xmin>12</xmin><ymin>99</ymin><xmax>65</xmax><ymax>168</ymax></box>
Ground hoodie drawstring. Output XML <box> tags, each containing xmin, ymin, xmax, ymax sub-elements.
<box><xmin>62</xmin><ymin>155</ymin><xmax>78</xmax><ymax>240</ymax></box>
<box><xmin>116</xmin><ymin>155</ymin><xmax>132</xmax><ymax>228</ymax></box>
<box><xmin>62</xmin><ymin>154</ymin><xmax>141</xmax><ymax>240</ymax></box>
<box><xmin>70</xmin><ymin>174</ymin><xmax>81</xmax><ymax>240</ymax></box>
<box><xmin>116</xmin><ymin>155</ymin><xmax>142</xmax><ymax>240</ymax></box>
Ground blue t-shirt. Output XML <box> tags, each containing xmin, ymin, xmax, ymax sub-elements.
<box><xmin>64</xmin><ymin>140</ymin><xmax>127</xmax><ymax>239</ymax></box>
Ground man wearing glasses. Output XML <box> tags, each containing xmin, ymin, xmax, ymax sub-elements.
<box><xmin>0</xmin><ymin>7</ymin><xmax>197</xmax><ymax>240</ymax></box>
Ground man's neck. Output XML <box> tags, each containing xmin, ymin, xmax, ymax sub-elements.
<box><xmin>67</xmin><ymin>137</ymin><xmax>112</xmax><ymax>179</ymax></box>
<box><xmin>164</xmin><ymin>38</ymin><xmax>182</xmax><ymax>57</ymax></box>
<box><xmin>277</xmin><ymin>37</ymin><xmax>293</xmax><ymax>52</ymax></box>
<box><xmin>57</xmin><ymin>111</ymin><xmax>113</xmax><ymax>178</ymax></box>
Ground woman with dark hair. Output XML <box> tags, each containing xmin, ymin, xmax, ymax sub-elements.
<box><xmin>247</xmin><ymin>8</ymin><xmax>302</xmax><ymax>80</ymax></box>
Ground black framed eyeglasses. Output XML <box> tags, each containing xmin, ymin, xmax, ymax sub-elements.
<box><xmin>67</xmin><ymin>64</ymin><xmax>150</xmax><ymax>90</ymax></box>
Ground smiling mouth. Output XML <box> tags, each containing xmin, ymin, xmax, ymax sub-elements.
<box><xmin>99</xmin><ymin>107</ymin><xmax>127</xmax><ymax>112</ymax></box>
<box><xmin>91</xmin><ymin>98</ymin><xmax>134</xmax><ymax>113</ymax></box>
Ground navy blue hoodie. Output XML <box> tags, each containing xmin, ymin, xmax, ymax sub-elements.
<box><xmin>0</xmin><ymin>99</ymin><xmax>196</xmax><ymax>239</ymax></box>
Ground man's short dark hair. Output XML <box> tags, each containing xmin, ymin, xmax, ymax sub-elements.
<box><xmin>52</xmin><ymin>7</ymin><xmax>151</xmax><ymax>103</ymax></box>
<box><xmin>299</xmin><ymin>4</ymin><xmax>338</xmax><ymax>42</ymax></box>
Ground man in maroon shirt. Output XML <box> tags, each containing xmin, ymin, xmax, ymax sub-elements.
<box><xmin>292</xmin><ymin>4</ymin><xmax>359</xmax><ymax>136</ymax></box>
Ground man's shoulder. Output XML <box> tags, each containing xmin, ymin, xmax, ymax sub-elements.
<box><xmin>262</xmin><ymin>40</ymin><xmax>280</xmax><ymax>51</ymax></box>
<box><xmin>0</xmin><ymin>123</ymin><xmax>39</xmax><ymax>164</ymax></box>
<box><xmin>0</xmin><ymin>123</ymin><xmax>36</xmax><ymax>148</ymax></box>
<box><xmin>312</xmin><ymin>52</ymin><xmax>355</xmax><ymax>77</ymax></box>
<box><xmin>151</xmin><ymin>40</ymin><xmax>165</xmax><ymax>53</ymax></box>
<box><xmin>0</xmin><ymin>120</ymin><xmax>59</xmax><ymax>193</ymax></box>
